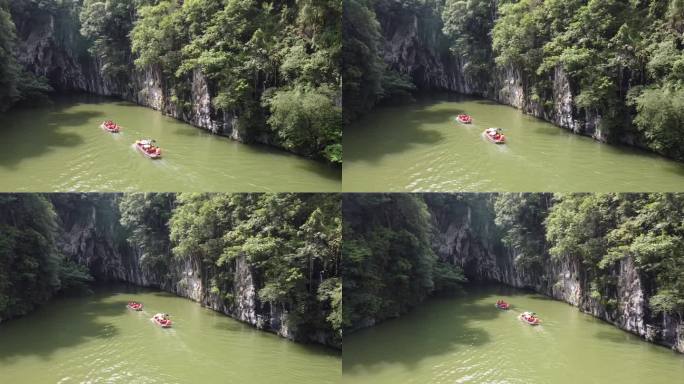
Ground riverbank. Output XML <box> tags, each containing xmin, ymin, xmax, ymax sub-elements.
<box><xmin>343</xmin><ymin>94</ymin><xmax>684</xmax><ymax>192</ymax></box>
<box><xmin>0</xmin><ymin>285</ymin><xmax>340</xmax><ymax>384</ymax></box>
<box><xmin>4</xmin><ymin>1</ymin><xmax>341</xmax><ymax>164</ymax></box>
<box><xmin>343</xmin><ymin>194</ymin><xmax>684</xmax><ymax>353</ymax></box>
<box><xmin>343</xmin><ymin>284</ymin><xmax>684</xmax><ymax>384</ymax></box>
<box><xmin>343</xmin><ymin>1</ymin><xmax>684</xmax><ymax>163</ymax></box>
<box><xmin>0</xmin><ymin>95</ymin><xmax>341</xmax><ymax>192</ymax></box>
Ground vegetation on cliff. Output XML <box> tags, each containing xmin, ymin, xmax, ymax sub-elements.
<box><xmin>0</xmin><ymin>193</ymin><xmax>341</xmax><ymax>346</ymax></box>
<box><xmin>544</xmin><ymin>193</ymin><xmax>684</xmax><ymax>319</ymax></box>
<box><xmin>344</xmin><ymin>0</ymin><xmax>684</xmax><ymax>161</ymax></box>
<box><xmin>118</xmin><ymin>193</ymin><xmax>342</xmax><ymax>345</ymax></box>
<box><xmin>342</xmin><ymin>194</ymin><xmax>466</xmax><ymax>331</ymax></box>
<box><xmin>3</xmin><ymin>1</ymin><xmax>341</xmax><ymax>163</ymax></box>
<box><xmin>0</xmin><ymin>194</ymin><xmax>92</xmax><ymax>322</ymax></box>
<box><xmin>165</xmin><ymin>193</ymin><xmax>342</xmax><ymax>344</ymax></box>
<box><xmin>342</xmin><ymin>0</ymin><xmax>415</xmax><ymax>122</ymax></box>
<box><xmin>344</xmin><ymin>192</ymin><xmax>684</xmax><ymax>331</ymax></box>
<box><xmin>0</xmin><ymin>0</ymin><xmax>51</xmax><ymax>112</ymax></box>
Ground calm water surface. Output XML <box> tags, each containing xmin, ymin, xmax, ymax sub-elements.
<box><xmin>344</xmin><ymin>94</ymin><xmax>684</xmax><ymax>191</ymax></box>
<box><xmin>0</xmin><ymin>95</ymin><xmax>340</xmax><ymax>192</ymax></box>
<box><xmin>343</xmin><ymin>285</ymin><xmax>684</xmax><ymax>384</ymax></box>
<box><xmin>0</xmin><ymin>286</ymin><xmax>340</xmax><ymax>383</ymax></box>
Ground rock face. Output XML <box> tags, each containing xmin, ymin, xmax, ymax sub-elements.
<box><xmin>376</xmin><ymin>2</ymin><xmax>605</xmax><ymax>140</ymax></box>
<box><xmin>428</xmin><ymin>202</ymin><xmax>684</xmax><ymax>353</ymax></box>
<box><xmin>51</xmin><ymin>198</ymin><xmax>310</xmax><ymax>345</ymax></box>
<box><xmin>11</xmin><ymin>6</ymin><xmax>246</xmax><ymax>142</ymax></box>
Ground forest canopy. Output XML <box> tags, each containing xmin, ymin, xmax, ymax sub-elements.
<box><xmin>0</xmin><ymin>193</ymin><xmax>341</xmax><ymax>346</ymax></box>
<box><xmin>344</xmin><ymin>0</ymin><xmax>684</xmax><ymax>161</ymax></box>
<box><xmin>344</xmin><ymin>193</ymin><xmax>684</xmax><ymax>332</ymax></box>
<box><xmin>1</xmin><ymin>0</ymin><xmax>341</xmax><ymax>163</ymax></box>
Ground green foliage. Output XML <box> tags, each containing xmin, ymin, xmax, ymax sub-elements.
<box><xmin>170</xmin><ymin>193</ymin><xmax>342</xmax><ymax>344</ymax></box>
<box><xmin>546</xmin><ymin>193</ymin><xmax>684</xmax><ymax>318</ymax></box>
<box><xmin>432</xmin><ymin>261</ymin><xmax>466</xmax><ymax>293</ymax></box>
<box><xmin>0</xmin><ymin>0</ymin><xmax>19</xmax><ymax>110</ymax></box>
<box><xmin>341</xmin><ymin>0</ymin><xmax>385</xmax><ymax>122</ymax></box>
<box><xmin>631</xmin><ymin>86</ymin><xmax>684</xmax><ymax>160</ymax></box>
<box><xmin>317</xmin><ymin>277</ymin><xmax>342</xmax><ymax>339</ymax></box>
<box><xmin>494</xmin><ymin>193</ymin><xmax>551</xmax><ymax>270</ymax></box>
<box><xmin>119</xmin><ymin>193</ymin><xmax>175</xmax><ymax>275</ymax></box>
<box><xmin>358</xmin><ymin>0</ymin><xmax>684</xmax><ymax>159</ymax></box>
<box><xmin>442</xmin><ymin>0</ymin><xmax>496</xmax><ymax>87</ymax></box>
<box><xmin>0</xmin><ymin>0</ymin><xmax>52</xmax><ymax>111</ymax></box>
<box><xmin>128</xmin><ymin>0</ymin><xmax>341</xmax><ymax>163</ymax></box>
<box><xmin>342</xmin><ymin>194</ymin><xmax>466</xmax><ymax>330</ymax></box>
<box><xmin>79</xmin><ymin>0</ymin><xmax>137</xmax><ymax>77</ymax></box>
<box><xmin>59</xmin><ymin>259</ymin><xmax>94</xmax><ymax>294</ymax></box>
<box><xmin>342</xmin><ymin>0</ymin><xmax>419</xmax><ymax>122</ymax></box>
<box><xmin>0</xmin><ymin>194</ymin><xmax>92</xmax><ymax>321</ymax></box>
<box><xmin>263</xmin><ymin>85</ymin><xmax>342</xmax><ymax>162</ymax></box>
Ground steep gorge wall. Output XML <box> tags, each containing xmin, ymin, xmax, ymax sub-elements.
<box><xmin>51</xmin><ymin>198</ymin><xmax>317</xmax><ymax>346</ymax></box>
<box><xmin>11</xmin><ymin>6</ymin><xmax>249</xmax><ymax>143</ymax></box>
<box><xmin>376</xmin><ymin>2</ymin><xmax>604</xmax><ymax>140</ymax></box>
<box><xmin>428</xmin><ymin>202</ymin><xmax>684</xmax><ymax>353</ymax></box>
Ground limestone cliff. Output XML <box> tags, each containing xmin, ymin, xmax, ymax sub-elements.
<box><xmin>428</xmin><ymin>201</ymin><xmax>684</xmax><ymax>353</ymax></box>
<box><xmin>10</xmin><ymin>4</ymin><xmax>258</xmax><ymax>146</ymax></box>
<box><xmin>375</xmin><ymin>1</ymin><xmax>605</xmax><ymax>140</ymax></box>
<box><xmin>50</xmin><ymin>196</ymin><xmax>329</xmax><ymax>347</ymax></box>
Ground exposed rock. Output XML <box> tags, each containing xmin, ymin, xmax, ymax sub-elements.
<box><xmin>376</xmin><ymin>2</ymin><xmax>606</xmax><ymax>143</ymax></box>
<box><xmin>11</xmin><ymin>6</ymin><xmax>248</xmax><ymax>144</ymax></box>
<box><xmin>51</xmin><ymin>198</ymin><xmax>332</xmax><ymax>346</ymax></box>
<box><xmin>428</xmin><ymin>202</ymin><xmax>684</xmax><ymax>353</ymax></box>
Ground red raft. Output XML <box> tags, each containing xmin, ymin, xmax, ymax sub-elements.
<box><xmin>520</xmin><ymin>312</ymin><xmax>541</xmax><ymax>325</ymax></box>
<box><xmin>495</xmin><ymin>300</ymin><xmax>510</xmax><ymax>310</ymax></box>
<box><xmin>101</xmin><ymin>120</ymin><xmax>121</xmax><ymax>133</ymax></box>
<box><xmin>135</xmin><ymin>139</ymin><xmax>162</xmax><ymax>159</ymax></box>
<box><xmin>484</xmin><ymin>128</ymin><xmax>506</xmax><ymax>144</ymax></box>
<box><xmin>152</xmin><ymin>313</ymin><xmax>172</xmax><ymax>328</ymax></box>
<box><xmin>456</xmin><ymin>114</ymin><xmax>473</xmax><ymax>124</ymax></box>
<box><xmin>127</xmin><ymin>302</ymin><xmax>143</xmax><ymax>311</ymax></box>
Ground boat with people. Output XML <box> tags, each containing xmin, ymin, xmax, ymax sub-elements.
<box><xmin>135</xmin><ymin>139</ymin><xmax>162</xmax><ymax>159</ymax></box>
<box><xmin>495</xmin><ymin>300</ymin><xmax>510</xmax><ymax>310</ymax></box>
<box><xmin>456</xmin><ymin>114</ymin><xmax>473</xmax><ymax>124</ymax></box>
<box><xmin>152</xmin><ymin>313</ymin><xmax>172</xmax><ymax>328</ymax></box>
<box><xmin>520</xmin><ymin>311</ymin><xmax>541</xmax><ymax>325</ymax></box>
<box><xmin>127</xmin><ymin>301</ymin><xmax>143</xmax><ymax>311</ymax></box>
<box><xmin>100</xmin><ymin>120</ymin><xmax>121</xmax><ymax>133</ymax></box>
<box><xmin>484</xmin><ymin>127</ymin><xmax>506</xmax><ymax>144</ymax></box>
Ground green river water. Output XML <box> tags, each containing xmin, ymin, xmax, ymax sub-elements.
<box><xmin>0</xmin><ymin>286</ymin><xmax>340</xmax><ymax>384</ymax></box>
<box><xmin>0</xmin><ymin>95</ymin><xmax>340</xmax><ymax>192</ymax></box>
<box><xmin>343</xmin><ymin>285</ymin><xmax>684</xmax><ymax>384</ymax></box>
<box><xmin>344</xmin><ymin>94</ymin><xmax>684</xmax><ymax>192</ymax></box>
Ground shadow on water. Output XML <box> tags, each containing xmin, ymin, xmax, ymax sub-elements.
<box><xmin>345</xmin><ymin>102</ymin><xmax>455</xmax><ymax>163</ymax></box>
<box><xmin>0</xmin><ymin>295</ymin><xmax>127</xmax><ymax>362</ymax></box>
<box><xmin>344</xmin><ymin>294</ymin><xmax>499</xmax><ymax>373</ymax></box>
<box><xmin>0</xmin><ymin>104</ymin><xmax>104</xmax><ymax>168</ymax></box>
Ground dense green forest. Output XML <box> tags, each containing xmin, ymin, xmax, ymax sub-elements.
<box><xmin>119</xmin><ymin>192</ymin><xmax>342</xmax><ymax>343</ymax></box>
<box><xmin>342</xmin><ymin>194</ymin><xmax>466</xmax><ymax>330</ymax></box>
<box><xmin>344</xmin><ymin>0</ymin><xmax>684</xmax><ymax>161</ymax></box>
<box><xmin>0</xmin><ymin>193</ymin><xmax>341</xmax><ymax>345</ymax></box>
<box><xmin>0</xmin><ymin>0</ymin><xmax>52</xmax><ymax>111</ymax></box>
<box><xmin>0</xmin><ymin>194</ymin><xmax>92</xmax><ymax>322</ymax></box>
<box><xmin>343</xmin><ymin>193</ymin><xmax>684</xmax><ymax>331</ymax></box>
<box><xmin>0</xmin><ymin>0</ymin><xmax>341</xmax><ymax>163</ymax></box>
